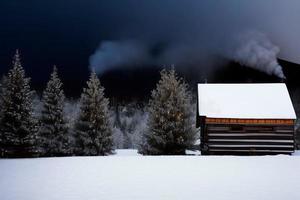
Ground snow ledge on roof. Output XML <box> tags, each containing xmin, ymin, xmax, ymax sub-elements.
<box><xmin>198</xmin><ymin>83</ymin><xmax>296</xmax><ymax>119</ymax></box>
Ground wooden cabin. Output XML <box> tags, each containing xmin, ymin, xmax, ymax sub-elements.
<box><xmin>197</xmin><ymin>83</ymin><xmax>297</xmax><ymax>155</ymax></box>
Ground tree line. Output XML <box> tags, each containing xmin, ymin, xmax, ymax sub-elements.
<box><xmin>0</xmin><ymin>51</ymin><xmax>197</xmax><ymax>158</ymax></box>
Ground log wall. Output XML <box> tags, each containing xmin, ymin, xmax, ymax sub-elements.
<box><xmin>200</xmin><ymin>117</ymin><xmax>295</xmax><ymax>155</ymax></box>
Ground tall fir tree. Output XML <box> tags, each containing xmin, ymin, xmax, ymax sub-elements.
<box><xmin>74</xmin><ymin>72</ymin><xmax>113</xmax><ymax>156</ymax></box>
<box><xmin>139</xmin><ymin>69</ymin><xmax>197</xmax><ymax>155</ymax></box>
<box><xmin>39</xmin><ymin>66</ymin><xmax>70</xmax><ymax>156</ymax></box>
<box><xmin>0</xmin><ymin>50</ymin><xmax>37</xmax><ymax>158</ymax></box>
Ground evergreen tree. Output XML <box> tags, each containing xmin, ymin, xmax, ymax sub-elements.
<box><xmin>39</xmin><ymin>66</ymin><xmax>70</xmax><ymax>156</ymax></box>
<box><xmin>139</xmin><ymin>69</ymin><xmax>196</xmax><ymax>155</ymax></box>
<box><xmin>0</xmin><ymin>75</ymin><xmax>7</xmax><ymax>123</ymax></box>
<box><xmin>0</xmin><ymin>75</ymin><xmax>7</xmax><ymax>156</ymax></box>
<box><xmin>0</xmin><ymin>50</ymin><xmax>37</xmax><ymax>158</ymax></box>
<box><xmin>74</xmin><ymin>72</ymin><xmax>113</xmax><ymax>156</ymax></box>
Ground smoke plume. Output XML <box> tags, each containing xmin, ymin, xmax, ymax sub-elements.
<box><xmin>230</xmin><ymin>31</ymin><xmax>285</xmax><ymax>79</ymax></box>
<box><xmin>90</xmin><ymin>34</ymin><xmax>286</xmax><ymax>78</ymax></box>
<box><xmin>89</xmin><ymin>40</ymin><xmax>150</xmax><ymax>73</ymax></box>
<box><xmin>88</xmin><ymin>1</ymin><xmax>300</xmax><ymax>78</ymax></box>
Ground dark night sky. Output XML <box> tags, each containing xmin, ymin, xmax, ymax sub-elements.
<box><xmin>0</xmin><ymin>1</ymin><xmax>169</xmax><ymax>97</ymax></box>
<box><xmin>0</xmin><ymin>1</ymin><xmax>299</xmax><ymax>99</ymax></box>
<box><xmin>0</xmin><ymin>1</ymin><xmax>105</xmax><ymax>89</ymax></box>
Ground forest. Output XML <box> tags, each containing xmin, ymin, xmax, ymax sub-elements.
<box><xmin>0</xmin><ymin>51</ymin><xmax>198</xmax><ymax>157</ymax></box>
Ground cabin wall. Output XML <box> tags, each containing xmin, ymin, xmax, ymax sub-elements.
<box><xmin>199</xmin><ymin>117</ymin><xmax>295</xmax><ymax>155</ymax></box>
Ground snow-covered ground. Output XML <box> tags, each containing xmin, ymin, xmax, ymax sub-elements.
<box><xmin>1</xmin><ymin>150</ymin><xmax>300</xmax><ymax>200</ymax></box>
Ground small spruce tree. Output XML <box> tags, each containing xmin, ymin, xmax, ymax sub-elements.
<box><xmin>74</xmin><ymin>72</ymin><xmax>113</xmax><ymax>156</ymax></box>
<box><xmin>39</xmin><ymin>66</ymin><xmax>70</xmax><ymax>156</ymax></box>
<box><xmin>0</xmin><ymin>50</ymin><xmax>37</xmax><ymax>158</ymax></box>
<box><xmin>139</xmin><ymin>69</ymin><xmax>196</xmax><ymax>155</ymax></box>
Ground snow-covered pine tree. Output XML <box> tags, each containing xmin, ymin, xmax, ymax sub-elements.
<box><xmin>0</xmin><ymin>75</ymin><xmax>7</xmax><ymax>156</ymax></box>
<box><xmin>0</xmin><ymin>50</ymin><xmax>37</xmax><ymax>158</ymax></box>
<box><xmin>139</xmin><ymin>69</ymin><xmax>197</xmax><ymax>155</ymax></box>
<box><xmin>74</xmin><ymin>72</ymin><xmax>113</xmax><ymax>156</ymax></box>
<box><xmin>39</xmin><ymin>66</ymin><xmax>70</xmax><ymax>156</ymax></box>
<box><xmin>0</xmin><ymin>75</ymin><xmax>7</xmax><ymax>122</ymax></box>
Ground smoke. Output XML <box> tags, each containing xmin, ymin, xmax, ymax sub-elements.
<box><xmin>90</xmin><ymin>33</ymin><xmax>286</xmax><ymax>78</ymax></box>
<box><xmin>88</xmin><ymin>1</ymin><xmax>300</xmax><ymax>78</ymax></box>
<box><xmin>89</xmin><ymin>40</ymin><xmax>150</xmax><ymax>73</ymax></box>
<box><xmin>230</xmin><ymin>31</ymin><xmax>285</xmax><ymax>79</ymax></box>
<box><xmin>89</xmin><ymin>39</ymin><xmax>220</xmax><ymax>72</ymax></box>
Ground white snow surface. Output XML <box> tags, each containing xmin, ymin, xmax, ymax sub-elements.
<box><xmin>113</xmin><ymin>149</ymin><xmax>141</xmax><ymax>156</ymax></box>
<box><xmin>198</xmin><ymin>83</ymin><xmax>296</xmax><ymax>119</ymax></box>
<box><xmin>1</xmin><ymin>149</ymin><xmax>300</xmax><ymax>200</ymax></box>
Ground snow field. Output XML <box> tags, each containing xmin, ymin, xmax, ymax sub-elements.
<box><xmin>0</xmin><ymin>150</ymin><xmax>300</xmax><ymax>200</ymax></box>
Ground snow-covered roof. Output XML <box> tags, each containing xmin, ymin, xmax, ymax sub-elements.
<box><xmin>198</xmin><ymin>83</ymin><xmax>296</xmax><ymax>119</ymax></box>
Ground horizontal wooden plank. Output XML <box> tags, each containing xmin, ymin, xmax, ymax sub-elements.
<box><xmin>207</xmin><ymin>136</ymin><xmax>294</xmax><ymax>141</ymax></box>
<box><xmin>208</xmin><ymin>144</ymin><xmax>294</xmax><ymax>148</ymax></box>
<box><xmin>208</xmin><ymin>149</ymin><xmax>294</xmax><ymax>153</ymax></box>
<box><xmin>207</xmin><ymin>143</ymin><xmax>294</xmax><ymax>149</ymax></box>
<box><xmin>208</xmin><ymin>139</ymin><xmax>294</xmax><ymax>143</ymax></box>
<box><xmin>208</xmin><ymin>133</ymin><xmax>294</xmax><ymax>137</ymax></box>
<box><xmin>274</xmin><ymin>130</ymin><xmax>295</xmax><ymax>133</ymax></box>
<box><xmin>208</xmin><ymin>129</ymin><xmax>294</xmax><ymax>133</ymax></box>
<box><xmin>206</xmin><ymin>127</ymin><xmax>231</xmax><ymax>131</ymax></box>
<box><xmin>205</xmin><ymin>118</ymin><xmax>295</xmax><ymax>125</ymax></box>
<box><xmin>207</xmin><ymin>124</ymin><xmax>294</xmax><ymax>127</ymax></box>
<box><xmin>206</xmin><ymin>129</ymin><xmax>294</xmax><ymax>134</ymax></box>
<box><xmin>207</xmin><ymin>147</ymin><xmax>294</xmax><ymax>152</ymax></box>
